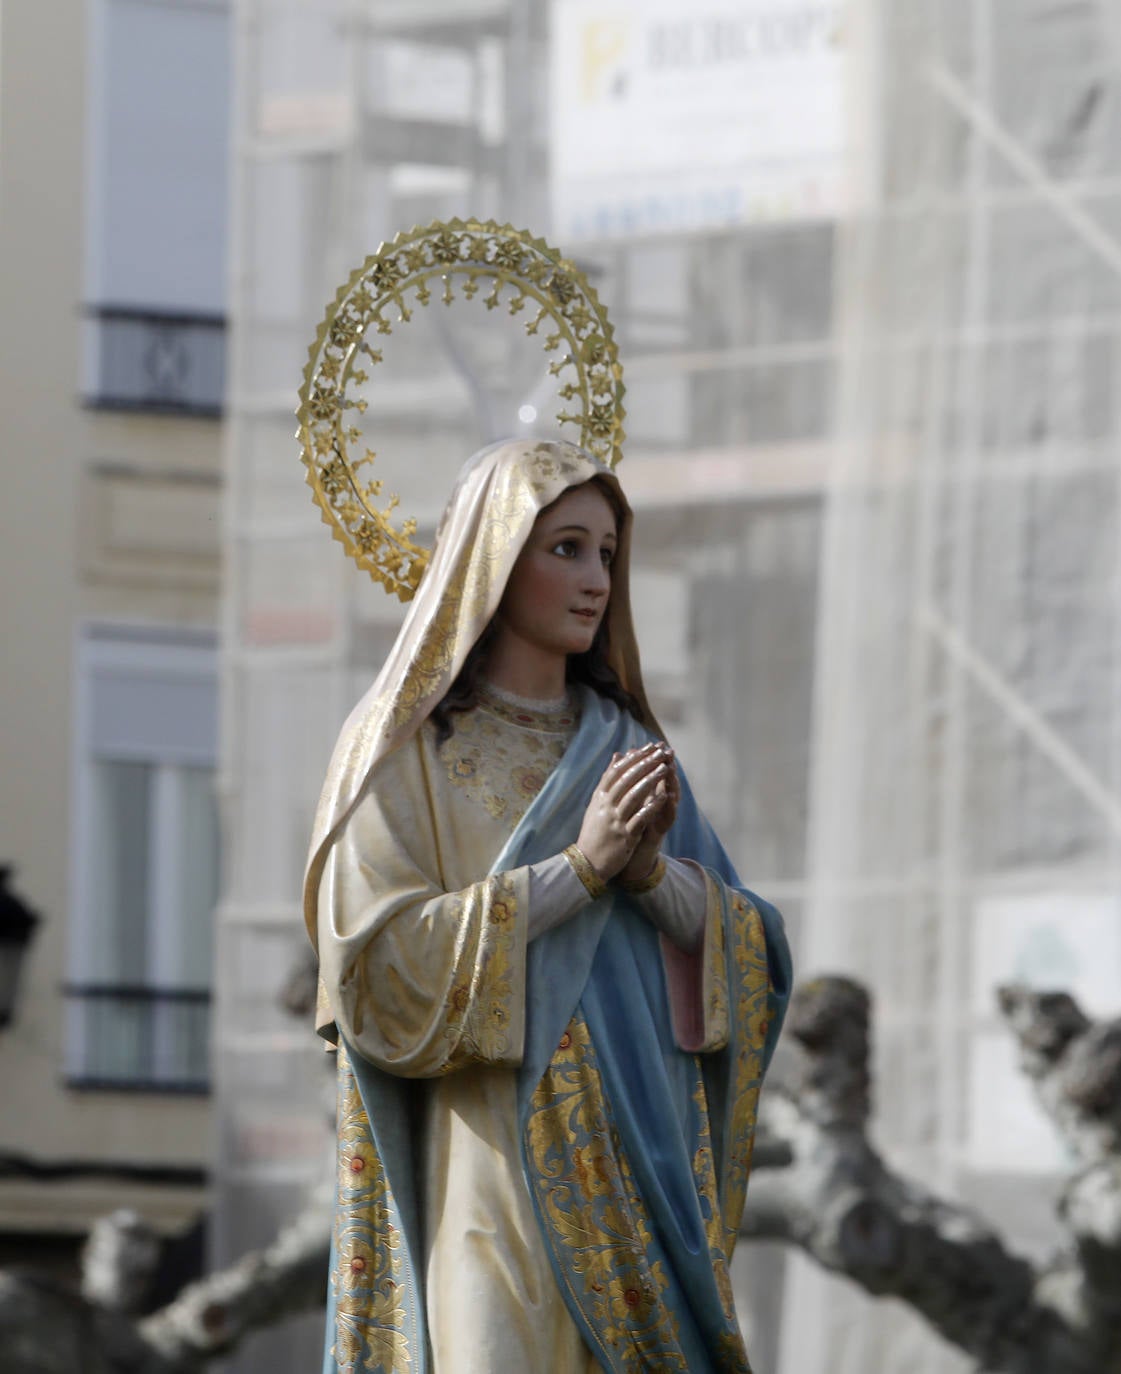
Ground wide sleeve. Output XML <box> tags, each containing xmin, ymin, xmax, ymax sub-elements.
<box><xmin>659</xmin><ymin>865</ymin><xmax>733</xmax><ymax>1054</ymax></box>
<box><xmin>656</xmin><ymin>763</ymin><xmax>792</xmax><ymax>1071</ymax></box>
<box><xmin>316</xmin><ymin>737</ymin><xmax>529</xmax><ymax>1078</ymax></box>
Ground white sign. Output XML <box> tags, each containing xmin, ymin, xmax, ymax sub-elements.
<box><xmin>550</xmin><ymin>0</ymin><xmax>846</xmax><ymax>240</ymax></box>
<box><xmin>972</xmin><ymin>891</ymin><xmax>1121</xmax><ymax>1020</ymax></box>
<box><xmin>968</xmin><ymin>891</ymin><xmax>1121</xmax><ymax>1172</ymax></box>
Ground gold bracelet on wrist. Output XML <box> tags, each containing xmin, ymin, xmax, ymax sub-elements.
<box><xmin>617</xmin><ymin>854</ymin><xmax>666</xmax><ymax>895</ymax></box>
<box><xmin>563</xmin><ymin>844</ymin><xmax>608</xmax><ymax>900</ymax></box>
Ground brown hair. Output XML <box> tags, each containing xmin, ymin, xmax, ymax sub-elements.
<box><xmin>429</xmin><ymin>477</ymin><xmax>642</xmax><ymax>744</ymax></box>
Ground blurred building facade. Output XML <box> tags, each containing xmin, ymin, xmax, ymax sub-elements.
<box><xmin>0</xmin><ymin>0</ymin><xmax>226</xmax><ymax>1267</ymax></box>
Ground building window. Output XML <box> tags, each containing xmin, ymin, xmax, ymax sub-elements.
<box><xmin>83</xmin><ymin>0</ymin><xmax>231</xmax><ymax>415</ymax></box>
<box><xmin>67</xmin><ymin>625</ymin><xmax>219</xmax><ymax>1092</ymax></box>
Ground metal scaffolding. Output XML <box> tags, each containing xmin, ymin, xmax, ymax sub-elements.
<box><xmin>799</xmin><ymin>1</ymin><xmax>1121</xmax><ymax>1369</ymax></box>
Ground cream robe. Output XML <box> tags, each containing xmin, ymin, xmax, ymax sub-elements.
<box><xmin>319</xmin><ymin>691</ymin><xmax>600</xmax><ymax>1373</ymax></box>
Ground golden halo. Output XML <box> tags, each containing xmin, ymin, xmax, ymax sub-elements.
<box><xmin>296</xmin><ymin>218</ymin><xmax>626</xmax><ymax>601</ymax></box>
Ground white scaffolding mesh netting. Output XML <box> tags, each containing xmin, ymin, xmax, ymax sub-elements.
<box><xmin>796</xmin><ymin>0</ymin><xmax>1121</xmax><ymax>1368</ymax></box>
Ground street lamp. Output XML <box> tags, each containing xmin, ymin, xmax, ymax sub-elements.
<box><xmin>0</xmin><ymin>866</ymin><xmax>39</xmax><ymax>1029</ymax></box>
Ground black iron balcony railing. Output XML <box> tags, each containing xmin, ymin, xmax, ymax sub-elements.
<box><xmin>83</xmin><ymin>305</ymin><xmax>226</xmax><ymax>417</ymax></box>
<box><xmin>63</xmin><ymin>983</ymin><xmax>211</xmax><ymax>1094</ymax></box>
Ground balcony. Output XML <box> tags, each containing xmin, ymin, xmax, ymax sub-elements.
<box><xmin>83</xmin><ymin>306</ymin><xmax>226</xmax><ymax>417</ymax></box>
<box><xmin>64</xmin><ymin>984</ymin><xmax>211</xmax><ymax>1094</ymax></box>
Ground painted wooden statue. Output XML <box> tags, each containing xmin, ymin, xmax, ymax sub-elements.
<box><xmin>298</xmin><ymin>224</ymin><xmax>791</xmax><ymax>1374</ymax></box>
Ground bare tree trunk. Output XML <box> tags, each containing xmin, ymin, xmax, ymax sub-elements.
<box><xmin>743</xmin><ymin>977</ymin><xmax>1121</xmax><ymax>1374</ymax></box>
<box><xmin>138</xmin><ymin>1185</ymin><xmax>331</xmax><ymax>1366</ymax></box>
<box><xmin>0</xmin><ymin>1190</ymin><xmax>330</xmax><ymax>1374</ymax></box>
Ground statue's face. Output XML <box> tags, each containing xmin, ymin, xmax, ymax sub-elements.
<box><xmin>497</xmin><ymin>482</ymin><xmax>617</xmax><ymax>662</ymax></box>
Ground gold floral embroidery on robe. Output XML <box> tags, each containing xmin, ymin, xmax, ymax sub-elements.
<box><xmin>337</xmin><ymin>866</ymin><xmax>524</xmax><ymax>1076</ymax></box>
<box><xmin>525</xmin><ymin>1014</ymin><xmax>689</xmax><ymax>1372</ymax></box>
<box><xmin>690</xmin><ymin>1077</ymin><xmax>751</xmax><ymax>1370</ymax></box>
<box><xmin>437</xmin><ymin>692</ymin><xmax>578</xmax><ymax>826</ymax></box>
<box><xmin>721</xmin><ymin>891</ymin><xmax>772</xmax><ymax>1250</ymax></box>
<box><xmin>523</xmin><ymin>886</ymin><xmax>772</xmax><ymax>1373</ymax></box>
<box><xmin>438</xmin><ymin>869</ymin><xmax>521</xmax><ymax>1070</ymax></box>
<box><xmin>698</xmin><ymin>871</ymin><xmax>731</xmax><ymax>1053</ymax></box>
<box><xmin>333</xmin><ymin>1044</ymin><xmax>413</xmax><ymax>1373</ymax></box>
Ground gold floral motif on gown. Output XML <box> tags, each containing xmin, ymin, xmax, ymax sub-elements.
<box><xmin>691</xmin><ymin>1078</ymin><xmax>753</xmax><ymax>1369</ymax></box>
<box><xmin>526</xmin><ymin>1014</ymin><xmax>687</xmax><ymax>1371</ymax></box>
<box><xmin>438</xmin><ymin>687</ymin><xmax>579</xmax><ymax>825</ymax></box>
<box><xmin>333</xmin><ymin>1044</ymin><xmax>412</xmax><ymax>1372</ymax></box>
<box><xmin>436</xmin><ymin>870</ymin><xmax>521</xmax><ymax>1069</ymax></box>
<box><xmin>721</xmin><ymin>891</ymin><xmax>772</xmax><ymax>1250</ymax></box>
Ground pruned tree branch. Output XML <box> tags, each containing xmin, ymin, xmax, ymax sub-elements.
<box><xmin>0</xmin><ymin>1191</ymin><xmax>331</xmax><ymax>1374</ymax></box>
<box><xmin>744</xmin><ymin>976</ymin><xmax>1121</xmax><ymax>1374</ymax></box>
<box><xmin>999</xmin><ymin>987</ymin><xmax>1121</xmax><ymax>1353</ymax></box>
<box><xmin>139</xmin><ymin>1188</ymin><xmax>331</xmax><ymax>1364</ymax></box>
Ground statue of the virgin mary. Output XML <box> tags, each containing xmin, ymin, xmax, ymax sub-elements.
<box><xmin>299</xmin><ymin>223</ymin><xmax>792</xmax><ymax>1374</ymax></box>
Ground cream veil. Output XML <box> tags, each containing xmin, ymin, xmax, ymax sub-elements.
<box><xmin>303</xmin><ymin>438</ymin><xmax>657</xmax><ymax>989</ymax></box>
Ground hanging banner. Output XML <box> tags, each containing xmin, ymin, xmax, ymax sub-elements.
<box><xmin>550</xmin><ymin>0</ymin><xmax>846</xmax><ymax>240</ymax></box>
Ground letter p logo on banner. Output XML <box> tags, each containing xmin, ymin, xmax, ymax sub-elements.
<box><xmin>581</xmin><ymin>20</ymin><xmax>628</xmax><ymax>103</ymax></box>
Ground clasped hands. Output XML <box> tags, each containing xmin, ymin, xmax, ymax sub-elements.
<box><xmin>574</xmin><ymin>741</ymin><xmax>680</xmax><ymax>886</ymax></box>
